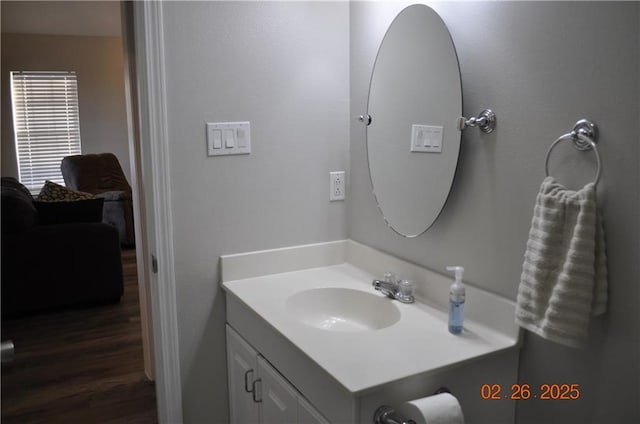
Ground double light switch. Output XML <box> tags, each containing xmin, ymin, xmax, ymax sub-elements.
<box><xmin>207</xmin><ymin>122</ymin><xmax>251</xmax><ymax>156</ymax></box>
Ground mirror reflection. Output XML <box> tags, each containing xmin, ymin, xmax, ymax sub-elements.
<box><xmin>366</xmin><ymin>4</ymin><xmax>462</xmax><ymax>237</ymax></box>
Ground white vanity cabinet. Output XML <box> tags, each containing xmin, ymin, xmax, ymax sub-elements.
<box><xmin>227</xmin><ymin>324</ymin><xmax>260</xmax><ymax>423</ymax></box>
<box><xmin>298</xmin><ymin>396</ymin><xmax>332</xmax><ymax>424</ymax></box>
<box><xmin>222</xmin><ymin>240</ymin><xmax>522</xmax><ymax>423</ymax></box>
<box><xmin>227</xmin><ymin>325</ymin><xmax>330</xmax><ymax>424</ymax></box>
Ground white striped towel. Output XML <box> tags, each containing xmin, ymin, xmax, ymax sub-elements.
<box><xmin>515</xmin><ymin>176</ymin><xmax>607</xmax><ymax>348</ymax></box>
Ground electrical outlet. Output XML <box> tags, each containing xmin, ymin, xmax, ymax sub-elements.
<box><xmin>330</xmin><ymin>171</ymin><xmax>345</xmax><ymax>201</ymax></box>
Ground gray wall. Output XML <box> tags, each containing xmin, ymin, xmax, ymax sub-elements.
<box><xmin>350</xmin><ymin>2</ymin><xmax>639</xmax><ymax>423</ymax></box>
<box><xmin>1</xmin><ymin>33</ymin><xmax>131</xmax><ymax>183</ymax></box>
<box><xmin>160</xmin><ymin>2</ymin><xmax>349</xmax><ymax>422</ymax></box>
<box><xmin>158</xmin><ymin>1</ymin><xmax>638</xmax><ymax>422</ymax></box>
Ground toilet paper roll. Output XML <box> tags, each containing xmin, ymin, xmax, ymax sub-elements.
<box><xmin>397</xmin><ymin>392</ymin><xmax>465</xmax><ymax>424</ymax></box>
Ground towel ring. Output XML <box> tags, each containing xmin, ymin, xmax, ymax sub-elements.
<box><xmin>544</xmin><ymin>120</ymin><xmax>601</xmax><ymax>186</ymax></box>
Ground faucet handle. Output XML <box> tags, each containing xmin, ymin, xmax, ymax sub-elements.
<box><xmin>383</xmin><ymin>271</ymin><xmax>398</xmax><ymax>285</ymax></box>
<box><xmin>397</xmin><ymin>279</ymin><xmax>415</xmax><ymax>303</ymax></box>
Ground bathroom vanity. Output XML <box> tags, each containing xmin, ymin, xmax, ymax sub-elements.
<box><xmin>222</xmin><ymin>240</ymin><xmax>521</xmax><ymax>424</ymax></box>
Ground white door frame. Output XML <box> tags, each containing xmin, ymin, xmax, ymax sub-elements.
<box><xmin>132</xmin><ymin>2</ymin><xmax>183</xmax><ymax>423</ymax></box>
<box><xmin>121</xmin><ymin>0</ymin><xmax>155</xmax><ymax>382</ymax></box>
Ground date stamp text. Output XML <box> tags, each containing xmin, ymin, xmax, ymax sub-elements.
<box><xmin>480</xmin><ymin>384</ymin><xmax>580</xmax><ymax>400</ymax></box>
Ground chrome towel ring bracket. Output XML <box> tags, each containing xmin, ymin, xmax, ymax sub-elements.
<box><xmin>544</xmin><ymin>119</ymin><xmax>601</xmax><ymax>186</ymax></box>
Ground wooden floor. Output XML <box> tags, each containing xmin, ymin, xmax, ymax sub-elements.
<box><xmin>1</xmin><ymin>249</ymin><xmax>158</xmax><ymax>424</ymax></box>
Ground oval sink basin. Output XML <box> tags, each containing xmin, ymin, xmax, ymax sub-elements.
<box><xmin>285</xmin><ymin>288</ymin><xmax>401</xmax><ymax>332</ymax></box>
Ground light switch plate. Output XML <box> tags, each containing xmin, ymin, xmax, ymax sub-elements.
<box><xmin>206</xmin><ymin>122</ymin><xmax>251</xmax><ymax>156</ymax></box>
<box><xmin>410</xmin><ymin>124</ymin><xmax>443</xmax><ymax>153</ymax></box>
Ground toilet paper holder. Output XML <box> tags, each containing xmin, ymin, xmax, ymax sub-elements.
<box><xmin>373</xmin><ymin>387</ymin><xmax>452</xmax><ymax>424</ymax></box>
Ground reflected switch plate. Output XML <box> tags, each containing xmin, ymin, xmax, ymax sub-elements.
<box><xmin>410</xmin><ymin>124</ymin><xmax>443</xmax><ymax>153</ymax></box>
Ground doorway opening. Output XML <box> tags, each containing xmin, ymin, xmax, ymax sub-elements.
<box><xmin>1</xmin><ymin>1</ymin><xmax>157</xmax><ymax>422</ymax></box>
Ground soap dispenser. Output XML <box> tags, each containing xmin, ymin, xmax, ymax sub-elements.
<box><xmin>446</xmin><ymin>266</ymin><xmax>465</xmax><ymax>334</ymax></box>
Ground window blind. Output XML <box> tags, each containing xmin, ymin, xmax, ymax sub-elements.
<box><xmin>10</xmin><ymin>71</ymin><xmax>82</xmax><ymax>191</ymax></box>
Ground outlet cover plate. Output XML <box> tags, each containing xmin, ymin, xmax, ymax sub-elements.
<box><xmin>330</xmin><ymin>171</ymin><xmax>345</xmax><ymax>201</ymax></box>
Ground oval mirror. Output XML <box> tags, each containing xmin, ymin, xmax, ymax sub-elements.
<box><xmin>366</xmin><ymin>4</ymin><xmax>462</xmax><ymax>237</ymax></box>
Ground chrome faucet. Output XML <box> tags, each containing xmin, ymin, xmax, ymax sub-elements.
<box><xmin>372</xmin><ymin>279</ymin><xmax>398</xmax><ymax>298</ymax></box>
<box><xmin>372</xmin><ymin>272</ymin><xmax>415</xmax><ymax>304</ymax></box>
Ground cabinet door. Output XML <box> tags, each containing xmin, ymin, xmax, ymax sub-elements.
<box><xmin>298</xmin><ymin>396</ymin><xmax>330</xmax><ymax>424</ymax></box>
<box><xmin>226</xmin><ymin>325</ymin><xmax>260</xmax><ymax>424</ymax></box>
<box><xmin>257</xmin><ymin>356</ymin><xmax>298</xmax><ymax>424</ymax></box>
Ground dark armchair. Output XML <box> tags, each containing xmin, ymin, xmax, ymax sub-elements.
<box><xmin>61</xmin><ymin>153</ymin><xmax>135</xmax><ymax>246</ymax></box>
<box><xmin>1</xmin><ymin>177</ymin><xmax>123</xmax><ymax>318</ymax></box>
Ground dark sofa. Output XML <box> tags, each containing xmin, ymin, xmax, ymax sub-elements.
<box><xmin>1</xmin><ymin>177</ymin><xmax>124</xmax><ymax>318</ymax></box>
<box><xmin>61</xmin><ymin>153</ymin><xmax>135</xmax><ymax>246</ymax></box>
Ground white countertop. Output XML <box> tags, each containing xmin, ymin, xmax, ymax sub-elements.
<box><xmin>221</xmin><ymin>240</ymin><xmax>520</xmax><ymax>394</ymax></box>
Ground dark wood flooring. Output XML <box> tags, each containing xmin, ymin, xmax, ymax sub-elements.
<box><xmin>1</xmin><ymin>249</ymin><xmax>158</xmax><ymax>424</ymax></box>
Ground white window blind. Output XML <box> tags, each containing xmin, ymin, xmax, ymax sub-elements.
<box><xmin>10</xmin><ymin>71</ymin><xmax>82</xmax><ymax>191</ymax></box>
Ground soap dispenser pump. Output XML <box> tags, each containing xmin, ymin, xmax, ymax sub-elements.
<box><xmin>446</xmin><ymin>266</ymin><xmax>465</xmax><ymax>334</ymax></box>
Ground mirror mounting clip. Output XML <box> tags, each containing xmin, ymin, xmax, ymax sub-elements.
<box><xmin>358</xmin><ymin>114</ymin><xmax>372</xmax><ymax>126</ymax></box>
<box><xmin>457</xmin><ymin>109</ymin><xmax>496</xmax><ymax>134</ymax></box>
